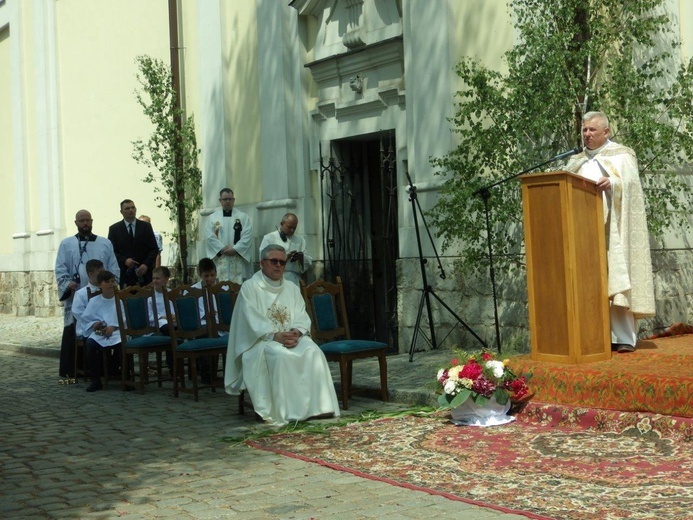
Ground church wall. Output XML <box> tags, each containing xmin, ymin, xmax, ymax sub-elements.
<box><xmin>0</xmin><ymin>25</ymin><xmax>14</xmax><ymax>257</ymax></box>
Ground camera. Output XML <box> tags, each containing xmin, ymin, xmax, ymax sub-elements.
<box><xmin>72</xmin><ymin>272</ymin><xmax>81</xmax><ymax>285</ymax></box>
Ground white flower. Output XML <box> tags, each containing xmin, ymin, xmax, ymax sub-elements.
<box><xmin>437</xmin><ymin>369</ymin><xmax>445</xmax><ymax>381</ymax></box>
<box><xmin>448</xmin><ymin>365</ymin><xmax>463</xmax><ymax>380</ymax></box>
<box><xmin>443</xmin><ymin>380</ymin><xmax>458</xmax><ymax>395</ymax></box>
<box><xmin>486</xmin><ymin>360</ymin><xmax>505</xmax><ymax>379</ymax></box>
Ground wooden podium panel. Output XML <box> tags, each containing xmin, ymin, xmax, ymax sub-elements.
<box><xmin>521</xmin><ymin>171</ymin><xmax>611</xmax><ymax>364</ymax></box>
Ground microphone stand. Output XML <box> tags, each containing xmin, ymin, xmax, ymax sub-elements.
<box><xmin>474</xmin><ymin>147</ymin><xmax>582</xmax><ymax>353</ymax></box>
<box><xmin>406</xmin><ymin>170</ymin><xmax>487</xmax><ymax>362</ymax></box>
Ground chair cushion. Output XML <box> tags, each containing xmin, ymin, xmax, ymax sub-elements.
<box><xmin>124</xmin><ymin>297</ymin><xmax>150</xmax><ymax>330</ymax></box>
<box><xmin>312</xmin><ymin>293</ymin><xmax>338</xmax><ymax>331</ymax></box>
<box><xmin>176</xmin><ymin>337</ymin><xmax>227</xmax><ymax>352</ymax></box>
<box><xmin>319</xmin><ymin>340</ymin><xmax>387</xmax><ymax>355</ymax></box>
<box><xmin>125</xmin><ymin>335</ymin><xmax>171</xmax><ymax>348</ymax></box>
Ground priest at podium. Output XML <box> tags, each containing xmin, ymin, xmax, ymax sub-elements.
<box><xmin>565</xmin><ymin>111</ymin><xmax>655</xmax><ymax>353</ymax></box>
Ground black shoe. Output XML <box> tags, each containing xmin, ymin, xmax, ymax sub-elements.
<box><xmin>86</xmin><ymin>381</ymin><xmax>103</xmax><ymax>392</ymax></box>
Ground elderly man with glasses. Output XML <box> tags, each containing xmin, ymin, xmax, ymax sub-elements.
<box><xmin>204</xmin><ymin>188</ymin><xmax>253</xmax><ymax>284</ymax></box>
<box><xmin>224</xmin><ymin>244</ymin><xmax>340</xmax><ymax>426</ymax></box>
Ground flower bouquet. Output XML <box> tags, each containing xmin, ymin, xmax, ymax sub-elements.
<box><xmin>436</xmin><ymin>351</ymin><xmax>531</xmax><ymax>426</ymax></box>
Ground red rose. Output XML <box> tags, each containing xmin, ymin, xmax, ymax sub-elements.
<box><xmin>460</xmin><ymin>361</ymin><xmax>483</xmax><ymax>380</ymax></box>
<box><xmin>481</xmin><ymin>352</ymin><xmax>493</xmax><ymax>361</ymax></box>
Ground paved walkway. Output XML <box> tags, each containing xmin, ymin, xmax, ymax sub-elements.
<box><xmin>0</xmin><ymin>315</ymin><xmax>526</xmax><ymax>519</ymax></box>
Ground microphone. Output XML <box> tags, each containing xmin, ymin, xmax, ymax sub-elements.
<box><xmin>552</xmin><ymin>145</ymin><xmax>583</xmax><ymax>162</ymax></box>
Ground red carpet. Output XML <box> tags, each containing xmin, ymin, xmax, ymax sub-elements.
<box><xmin>250</xmin><ymin>405</ymin><xmax>693</xmax><ymax>519</ymax></box>
<box><xmin>511</xmin><ymin>333</ymin><xmax>693</xmax><ymax>418</ymax></box>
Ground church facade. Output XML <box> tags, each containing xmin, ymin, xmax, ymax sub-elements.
<box><xmin>1</xmin><ymin>0</ymin><xmax>691</xmax><ymax>351</ymax></box>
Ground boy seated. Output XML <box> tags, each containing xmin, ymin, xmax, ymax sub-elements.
<box><xmin>81</xmin><ymin>270</ymin><xmax>122</xmax><ymax>393</ymax></box>
<box><xmin>149</xmin><ymin>266</ymin><xmax>174</xmax><ymax>371</ymax></box>
<box><xmin>191</xmin><ymin>257</ymin><xmax>227</xmax><ymax>383</ymax></box>
<box><xmin>72</xmin><ymin>259</ymin><xmax>104</xmax><ymax>340</ymax></box>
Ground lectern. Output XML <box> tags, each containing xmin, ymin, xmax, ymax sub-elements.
<box><xmin>520</xmin><ymin>171</ymin><xmax>611</xmax><ymax>364</ymax></box>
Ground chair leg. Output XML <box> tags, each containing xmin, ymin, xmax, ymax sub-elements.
<box><xmin>173</xmin><ymin>357</ymin><xmax>181</xmax><ymax>398</ymax></box>
<box><xmin>138</xmin><ymin>352</ymin><xmax>147</xmax><ymax>394</ymax></box>
<box><xmin>190</xmin><ymin>356</ymin><xmax>199</xmax><ymax>402</ymax></box>
<box><xmin>377</xmin><ymin>351</ymin><xmax>389</xmax><ymax>402</ymax></box>
<box><xmin>338</xmin><ymin>359</ymin><xmax>350</xmax><ymax>410</ymax></box>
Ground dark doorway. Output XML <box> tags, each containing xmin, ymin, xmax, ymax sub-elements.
<box><xmin>318</xmin><ymin>133</ymin><xmax>399</xmax><ymax>350</ymax></box>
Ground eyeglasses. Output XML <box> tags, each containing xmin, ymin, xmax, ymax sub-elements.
<box><xmin>265</xmin><ymin>258</ymin><xmax>287</xmax><ymax>266</ymax></box>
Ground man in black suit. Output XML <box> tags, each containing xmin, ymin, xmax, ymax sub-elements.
<box><xmin>108</xmin><ymin>199</ymin><xmax>160</xmax><ymax>287</ymax></box>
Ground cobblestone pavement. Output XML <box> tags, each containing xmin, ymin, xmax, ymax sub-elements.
<box><xmin>0</xmin><ymin>316</ymin><xmax>526</xmax><ymax>519</ymax></box>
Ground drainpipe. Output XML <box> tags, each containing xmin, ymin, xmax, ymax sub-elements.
<box><xmin>168</xmin><ymin>0</ymin><xmax>189</xmax><ymax>283</ymax></box>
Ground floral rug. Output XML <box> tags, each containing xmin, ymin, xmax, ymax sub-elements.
<box><xmin>249</xmin><ymin>403</ymin><xmax>693</xmax><ymax>520</ymax></box>
<box><xmin>511</xmin><ymin>333</ymin><xmax>693</xmax><ymax>417</ymax></box>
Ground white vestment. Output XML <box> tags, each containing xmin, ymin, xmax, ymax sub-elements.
<box><xmin>224</xmin><ymin>270</ymin><xmax>340</xmax><ymax>426</ymax></box>
<box><xmin>81</xmin><ymin>294</ymin><xmax>122</xmax><ymax>347</ymax></box>
<box><xmin>54</xmin><ymin>234</ymin><xmax>120</xmax><ymax>326</ymax></box>
<box><xmin>259</xmin><ymin>230</ymin><xmax>313</xmax><ymax>285</ymax></box>
<box><xmin>565</xmin><ymin>141</ymin><xmax>655</xmax><ymax>344</ymax></box>
<box><xmin>72</xmin><ymin>282</ymin><xmax>100</xmax><ymax>337</ymax></box>
<box><xmin>204</xmin><ymin>208</ymin><xmax>253</xmax><ymax>284</ymax></box>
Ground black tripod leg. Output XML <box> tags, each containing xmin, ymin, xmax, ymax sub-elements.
<box><xmin>429</xmin><ymin>290</ymin><xmax>488</xmax><ymax>349</ymax></box>
<box><xmin>409</xmin><ymin>288</ymin><xmax>428</xmax><ymax>362</ymax></box>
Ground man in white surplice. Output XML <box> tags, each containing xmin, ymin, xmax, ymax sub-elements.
<box><xmin>565</xmin><ymin>111</ymin><xmax>655</xmax><ymax>353</ymax></box>
<box><xmin>258</xmin><ymin>213</ymin><xmax>313</xmax><ymax>286</ymax></box>
<box><xmin>224</xmin><ymin>244</ymin><xmax>340</xmax><ymax>426</ymax></box>
<box><xmin>204</xmin><ymin>188</ymin><xmax>253</xmax><ymax>284</ymax></box>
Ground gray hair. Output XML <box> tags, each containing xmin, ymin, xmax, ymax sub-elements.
<box><xmin>583</xmin><ymin>111</ymin><xmax>609</xmax><ymax>128</ymax></box>
<box><xmin>261</xmin><ymin>244</ymin><xmax>286</xmax><ymax>260</ymax></box>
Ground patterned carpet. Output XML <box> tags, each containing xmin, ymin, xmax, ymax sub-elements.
<box><xmin>511</xmin><ymin>333</ymin><xmax>693</xmax><ymax>417</ymax></box>
<box><xmin>250</xmin><ymin>403</ymin><xmax>693</xmax><ymax>520</ymax></box>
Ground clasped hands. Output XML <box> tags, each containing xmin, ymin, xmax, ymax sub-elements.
<box><xmin>93</xmin><ymin>321</ymin><xmax>116</xmax><ymax>338</ymax></box>
<box><xmin>125</xmin><ymin>258</ymin><xmax>148</xmax><ymax>276</ymax></box>
<box><xmin>273</xmin><ymin>328</ymin><xmax>302</xmax><ymax>348</ymax></box>
<box><xmin>220</xmin><ymin>246</ymin><xmax>237</xmax><ymax>257</ymax></box>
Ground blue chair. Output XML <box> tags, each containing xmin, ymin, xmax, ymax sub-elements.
<box><xmin>164</xmin><ymin>285</ymin><xmax>228</xmax><ymax>402</ymax></box>
<box><xmin>301</xmin><ymin>277</ymin><xmax>389</xmax><ymax>410</ymax></box>
<box><xmin>115</xmin><ymin>285</ymin><xmax>173</xmax><ymax>394</ymax></box>
<box><xmin>205</xmin><ymin>281</ymin><xmax>245</xmax><ymax>413</ymax></box>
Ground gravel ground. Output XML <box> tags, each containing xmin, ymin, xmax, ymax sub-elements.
<box><xmin>0</xmin><ymin>313</ymin><xmax>63</xmax><ymax>348</ymax></box>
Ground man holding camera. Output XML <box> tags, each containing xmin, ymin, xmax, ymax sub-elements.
<box><xmin>55</xmin><ymin>209</ymin><xmax>119</xmax><ymax>379</ymax></box>
<box><xmin>259</xmin><ymin>213</ymin><xmax>312</xmax><ymax>286</ymax></box>
<box><xmin>108</xmin><ymin>199</ymin><xmax>160</xmax><ymax>288</ymax></box>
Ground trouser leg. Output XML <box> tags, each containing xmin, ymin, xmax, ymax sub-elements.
<box><xmin>610</xmin><ymin>305</ymin><xmax>637</xmax><ymax>346</ymax></box>
<box><xmin>86</xmin><ymin>338</ymin><xmax>104</xmax><ymax>382</ymax></box>
<box><xmin>59</xmin><ymin>323</ymin><xmax>76</xmax><ymax>377</ymax></box>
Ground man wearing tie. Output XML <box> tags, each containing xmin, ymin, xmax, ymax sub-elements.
<box><xmin>204</xmin><ymin>188</ymin><xmax>253</xmax><ymax>284</ymax></box>
<box><xmin>108</xmin><ymin>199</ymin><xmax>160</xmax><ymax>287</ymax></box>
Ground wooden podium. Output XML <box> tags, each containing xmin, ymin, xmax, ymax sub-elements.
<box><xmin>520</xmin><ymin>171</ymin><xmax>611</xmax><ymax>364</ymax></box>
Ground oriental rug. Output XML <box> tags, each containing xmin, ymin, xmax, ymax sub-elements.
<box><xmin>249</xmin><ymin>404</ymin><xmax>693</xmax><ymax>520</ymax></box>
<box><xmin>511</xmin><ymin>333</ymin><xmax>693</xmax><ymax>417</ymax></box>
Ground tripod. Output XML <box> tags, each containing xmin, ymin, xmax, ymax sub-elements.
<box><xmin>406</xmin><ymin>170</ymin><xmax>487</xmax><ymax>362</ymax></box>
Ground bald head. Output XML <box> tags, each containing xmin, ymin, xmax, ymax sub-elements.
<box><xmin>279</xmin><ymin>213</ymin><xmax>298</xmax><ymax>237</ymax></box>
<box><xmin>74</xmin><ymin>210</ymin><xmax>93</xmax><ymax>236</ymax></box>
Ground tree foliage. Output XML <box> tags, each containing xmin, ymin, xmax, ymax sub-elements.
<box><xmin>430</xmin><ymin>0</ymin><xmax>693</xmax><ymax>275</ymax></box>
<box><xmin>132</xmin><ymin>55</ymin><xmax>203</xmax><ymax>280</ymax></box>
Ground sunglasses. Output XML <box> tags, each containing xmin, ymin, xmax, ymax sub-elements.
<box><xmin>265</xmin><ymin>258</ymin><xmax>287</xmax><ymax>266</ymax></box>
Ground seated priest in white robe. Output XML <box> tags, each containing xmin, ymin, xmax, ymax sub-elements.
<box><xmin>224</xmin><ymin>244</ymin><xmax>340</xmax><ymax>426</ymax></box>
